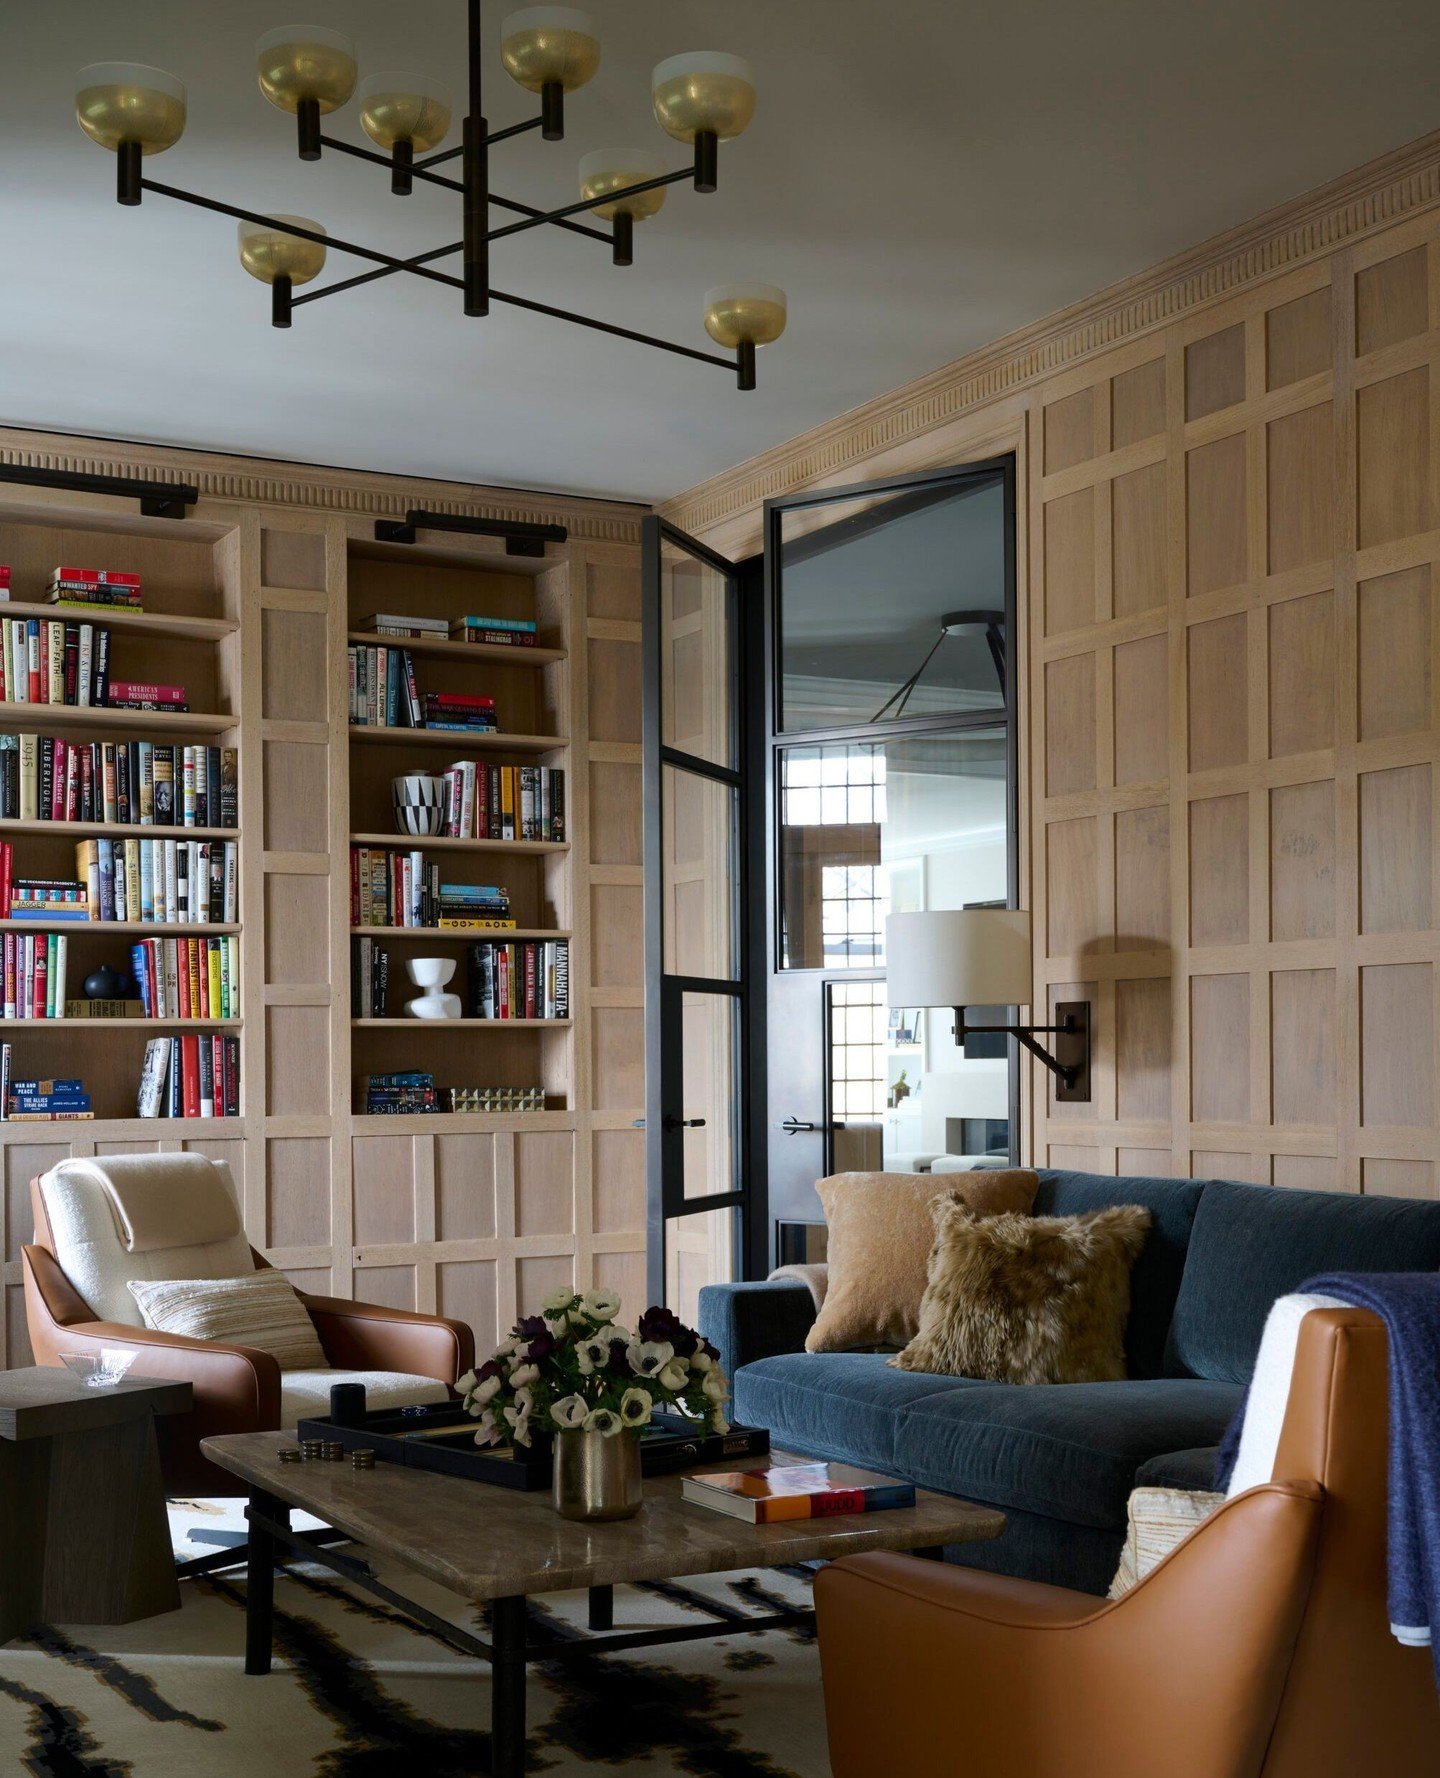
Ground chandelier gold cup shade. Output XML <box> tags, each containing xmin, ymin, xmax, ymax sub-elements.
<box><xmin>238</xmin><ymin>214</ymin><xmax>327</xmax><ymax>329</ymax></box>
<box><xmin>74</xmin><ymin>1</ymin><xmax>786</xmax><ymax>388</ymax></box>
<box><xmin>74</xmin><ymin>63</ymin><xmax>186</xmax><ymax>204</ymax></box>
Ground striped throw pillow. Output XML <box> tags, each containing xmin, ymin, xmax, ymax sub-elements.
<box><xmin>128</xmin><ymin>1270</ymin><xmax>325</xmax><ymax>1370</ymax></box>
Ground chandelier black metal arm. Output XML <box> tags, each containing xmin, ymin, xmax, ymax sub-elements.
<box><xmin>93</xmin><ymin>0</ymin><xmax>777</xmax><ymax>387</ymax></box>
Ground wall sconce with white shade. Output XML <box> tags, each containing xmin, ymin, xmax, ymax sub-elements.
<box><xmin>885</xmin><ymin>909</ymin><xmax>1091</xmax><ymax>1103</ymax></box>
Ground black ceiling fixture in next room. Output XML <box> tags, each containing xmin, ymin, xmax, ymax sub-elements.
<box><xmin>72</xmin><ymin>3</ymin><xmax>788</xmax><ymax>387</ymax></box>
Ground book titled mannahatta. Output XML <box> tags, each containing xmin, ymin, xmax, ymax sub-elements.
<box><xmin>680</xmin><ymin>1462</ymin><xmax>917</xmax><ymax>1522</ymax></box>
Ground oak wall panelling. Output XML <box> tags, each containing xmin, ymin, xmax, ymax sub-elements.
<box><xmin>0</xmin><ymin>445</ymin><xmax>645</xmax><ymax>1365</ymax></box>
<box><xmin>663</xmin><ymin>127</ymin><xmax>1440</xmax><ymax>1199</ymax></box>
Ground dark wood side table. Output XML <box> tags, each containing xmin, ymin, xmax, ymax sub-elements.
<box><xmin>0</xmin><ymin>1367</ymin><xmax>192</xmax><ymax>1645</ymax></box>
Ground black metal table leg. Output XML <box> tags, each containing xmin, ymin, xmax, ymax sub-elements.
<box><xmin>491</xmin><ymin>1594</ymin><xmax>527</xmax><ymax>1778</ymax></box>
<box><xmin>588</xmin><ymin>1584</ymin><xmax>614</xmax><ymax>1631</ymax></box>
<box><xmin>244</xmin><ymin>1489</ymin><xmax>287</xmax><ymax>1675</ymax></box>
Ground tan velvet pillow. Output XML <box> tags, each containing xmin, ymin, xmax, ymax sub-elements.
<box><xmin>891</xmin><ymin>1198</ymin><xmax>1151</xmax><ymax>1384</ymax></box>
<box><xmin>805</xmin><ymin>1170</ymin><xmax>1038</xmax><ymax>1353</ymax></box>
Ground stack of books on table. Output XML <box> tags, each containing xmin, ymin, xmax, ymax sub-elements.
<box><xmin>347</xmin><ymin>643</ymin><xmax>421</xmax><ymax>727</ymax></box>
<box><xmin>0</xmin><ymin>617</ymin><xmax>112</xmax><ymax>706</ymax></box>
<box><xmin>137</xmin><ymin>1033</ymin><xmax>240</xmax><ymax>1118</ymax></box>
<box><xmin>466</xmin><ymin>938</ymin><xmax>569</xmax><ymax>1020</ymax></box>
<box><xmin>359</xmin><ymin>613</ymin><xmax>449</xmax><ymax>643</ymax></box>
<box><xmin>680</xmin><ymin>1462</ymin><xmax>917</xmax><ymax>1522</ymax></box>
<box><xmin>423</xmin><ymin>692</ymin><xmax>496</xmax><ymax>733</ymax></box>
<box><xmin>439</xmin><ymin>762</ymin><xmax>565</xmax><ymax>841</ymax></box>
<box><xmin>48</xmin><ymin>567</ymin><xmax>143</xmax><ymax>612</ymax></box>
<box><xmin>362</xmin><ymin>1070</ymin><xmax>439</xmax><ymax>1115</ymax></box>
<box><xmin>130</xmin><ymin>935</ymin><xmax>238</xmax><ymax>1018</ymax></box>
<box><xmin>106</xmin><ymin>679</ymin><xmax>189</xmax><ymax>714</ymax></box>
<box><xmin>2</xmin><ymin>1070</ymin><xmax>93</xmax><ymax>1123</ymax></box>
<box><xmin>450</xmin><ymin>615</ymin><xmax>538</xmax><ymax>649</ymax></box>
<box><xmin>0</xmin><ymin>737</ymin><xmax>237</xmax><ymax>826</ymax></box>
<box><xmin>76</xmin><ymin>837</ymin><xmax>238</xmax><ymax>923</ymax></box>
<box><xmin>351</xmin><ymin>935</ymin><xmax>389</xmax><ymax>1016</ymax></box>
<box><xmin>436</xmin><ymin>883</ymin><xmax>512</xmax><ymax>930</ymax></box>
<box><xmin>1</xmin><ymin>932</ymin><xmax>70</xmax><ymax>1017</ymax></box>
<box><xmin>7</xmin><ymin>878</ymin><xmax>89</xmax><ymax>921</ymax></box>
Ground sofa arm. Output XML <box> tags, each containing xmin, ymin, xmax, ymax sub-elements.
<box><xmin>699</xmin><ymin>1279</ymin><xmax>817</xmax><ymax>1374</ymax></box>
<box><xmin>299</xmin><ymin>1292</ymin><xmax>474</xmax><ymax>1385</ymax></box>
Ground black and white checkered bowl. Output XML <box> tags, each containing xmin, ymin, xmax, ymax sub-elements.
<box><xmin>392</xmin><ymin>774</ymin><xmax>446</xmax><ymax>835</ymax></box>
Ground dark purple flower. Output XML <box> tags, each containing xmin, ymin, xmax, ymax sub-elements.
<box><xmin>527</xmin><ymin>1331</ymin><xmax>557</xmax><ymax>1361</ymax></box>
<box><xmin>515</xmin><ymin>1315</ymin><xmax>549</xmax><ymax>1342</ymax></box>
<box><xmin>638</xmin><ymin>1305</ymin><xmax>683</xmax><ymax>1344</ymax></box>
<box><xmin>701</xmin><ymin>1338</ymin><xmax>721</xmax><ymax>1365</ymax></box>
<box><xmin>669</xmin><ymin>1325</ymin><xmax>698</xmax><ymax>1358</ymax></box>
<box><xmin>476</xmin><ymin>1358</ymin><xmax>505</xmax><ymax>1384</ymax></box>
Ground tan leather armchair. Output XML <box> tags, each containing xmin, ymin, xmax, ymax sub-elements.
<box><xmin>816</xmin><ymin>1309</ymin><xmax>1439</xmax><ymax>1778</ymax></box>
<box><xmin>23</xmin><ymin>1158</ymin><xmax>475</xmax><ymax>1499</ymax></box>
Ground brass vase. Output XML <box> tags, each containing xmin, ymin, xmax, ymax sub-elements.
<box><xmin>551</xmin><ymin>1428</ymin><xmax>643</xmax><ymax>1521</ymax></box>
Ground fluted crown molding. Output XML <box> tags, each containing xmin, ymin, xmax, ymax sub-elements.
<box><xmin>662</xmin><ymin>126</ymin><xmax>1440</xmax><ymax>543</ymax></box>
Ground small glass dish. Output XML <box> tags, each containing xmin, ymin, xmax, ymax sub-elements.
<box><xmin>59</xmin><ymin>1348</ymin><xmax>138</xmax><ymax>1388</ymax></box>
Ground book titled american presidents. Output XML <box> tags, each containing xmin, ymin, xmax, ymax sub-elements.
<box><xmin>680</xmin><ymin>1462</ymin><xmax>916</xmax><ymax>1523</ymax></box>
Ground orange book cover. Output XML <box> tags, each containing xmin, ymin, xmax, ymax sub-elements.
<box><xmin>681</xmin><ymin>1462</ymin><xmax>915</xmax><ymax>1523</ymax></box>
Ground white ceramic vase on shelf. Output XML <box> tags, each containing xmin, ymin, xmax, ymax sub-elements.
<box><xmin>405</xmin><ymin>957</ymin><xmax>461</xmax><ymax>1020</ymax></box>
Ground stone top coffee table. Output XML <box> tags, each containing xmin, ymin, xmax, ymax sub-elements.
<box><xmin>204</xmin><ymin>1430</ymin><xmax>1004</xmax><ymax>1777</ymax></box>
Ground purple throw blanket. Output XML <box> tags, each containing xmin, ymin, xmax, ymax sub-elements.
<box><xmin>1215</xmin><ymin>1272</ymin><xmax>1440</xmax><ymax>1687</ymax></box>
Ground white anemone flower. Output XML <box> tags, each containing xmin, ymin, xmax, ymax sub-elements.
<box><xmin>509</xmin><ymin>1360</ymin><xmax>540</xmax><ymax>1389</ymax></box>
<box><xmin>551</xmin><ymin>1393</ymin><xmax>589</xmax><ymax>1429</ymax></box>
<box><xmin>583</xmin><ymin>1286</ymin><xmax>622</xmax><ymax>1320</ymax></box>
<box><xmin>656</xmin><ymin>1359</ymin><xmax>688</xmax><ymax>1392</ymax></box>
<box><xmin>619</xmin><ymin>1386</ymin><xmax>654</xmax><ymax>1427</ymax></box>
<box><xmin>627</xmin><ymin>1339</ymin><xmax>675</xmax><ymax>1378</ymax></box>
<box><xmin>702</xmin><ymin>1368</ymin><xmax>729</xmax><ymax>1403</ymax></box>
<box><xmin>688</xmin><ymin>1350</ymin><xmax>713</xmax><ymax>1373</ymax></box>
<box><xmin>542</xmin><ymin>1287</ymin><xmax>576</xmax><ymax>1314</ymax></box>
<box><xmin>585</xmin><ymin>1406</ymin><xmax>623</xmax><ymax>1436</ymax></box>
<box><xmin>474</xmin><ymin>1409</ymin><xmax>504</xmax><ymax>1448</ymax></box>
<box><xmin>456</xmin><ymin>1369</ymin><xmax>478</xmax><ymax>1394</ymax></box>
<box><xmin>504</xmin><ymin>1402</ymin><xmax>533</xmax><ymax>1446</ymax></box>
<box><xmin>472</xmin><ymin>1371</ymin><xmax>503</xmax><ymax>1407</ymax></box>
<box><xmin>576</xmin><ymin>1335</ymin><xmax>611</xmax><ymax>1375</ymax></box>
<box><xmin>711</xmin><ymin>1412</ymin><xmax>731</xmax><ymax>1435</ymax></box>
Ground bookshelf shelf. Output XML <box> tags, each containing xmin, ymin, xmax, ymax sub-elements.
<box><xmin>351</xmin><ymin>1017</ymin><xmax>571</xmax><ymax>1029</ymax></box>
<box><xmin>0</xmin><ymin>703</ymin><xmax>236</xmax><ymax>736</ymax></box>
<box><xmin>0</xmin><ymin>920</ymin><xmax>240</xmax><ymax>935</ymax></box>
<box><xmin>350</xmin><ymin>1110</ymin><xmax>573</xmax><ymax>1132</ymax></box>
<box><xmin>352</xmin><ymin>925</ymin><xmax>569</xmax><ymax>940</ymax></box>
<box><xmin>349</xmin><ymin>830</ymin><xmax>567</xmax><ymax>855</ymax></box>
<box><xmin>349</xmin><ymin>725</ymin><xmax>566</xmax><ymax>754</ymax></box>
<box><xmin>0</xmin><ymin>1017</ymin><xmax>241</xmax><ymax>1029</ymax></box>
<box><xmin>0</xmin><ymin>1114</ymin><xmax>245</xmax><ymax>1136</ymax></box>
<box><xmin>0</xmin><ymin>819</ymin><xmax>239</xmax><ymax>841</ymax></box>
<box><xmin>346</xmin><ymin>629</ymin><xmax>565</xmax><ymax>668</ymax></box>
<box><xmin>0</xmin><ymin>600</ymin><xmax>238</xmax><ymax>643</ymax></box>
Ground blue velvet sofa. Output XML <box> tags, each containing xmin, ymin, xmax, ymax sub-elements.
<box><xmin>699</xmin><ymin>1169</ymin><xmax>1440</xmax><ymax>1594</ymax></box>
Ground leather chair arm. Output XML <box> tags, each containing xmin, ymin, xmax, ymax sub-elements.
<box><xmin>298</xmin><ymin>1292</ymin><xmax>474</xmax><ymax>1386</ymax></box>
<box><xmin>815</xmin><ymin>1481</ymin><xmax>1323</xmax><ymax>1778</ymax></box>
<box><xmin>22</xmin><ymin>1243</ymin><xmax>282</xmax><ymax>1429</ymax></box>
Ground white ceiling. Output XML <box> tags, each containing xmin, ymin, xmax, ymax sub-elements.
<box><xmin>6</xmin><ymin>1</ymin><xmax>1440</xmax><ymax>504</ymax></box>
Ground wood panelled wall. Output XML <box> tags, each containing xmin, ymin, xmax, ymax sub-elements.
<box><xmin>663</xmin><ymin>129</ymin><xmax>1440</xmax><ymax>1197</ymax></box>
<box><xmin>0</xmin><ymin>434</ymin><xmax>646</xmax><ymax>1364</ymax></box>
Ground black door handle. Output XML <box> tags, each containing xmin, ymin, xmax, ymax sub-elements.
<box><xmin>781</xmin><ymin>1117</ymin><xmax>817</xmax><ymax>1134</ymax></box>
<box><xmin>661</xmin><ymin>1115</ymin><xmax>707</xmax><ymax>1132</ymax></box>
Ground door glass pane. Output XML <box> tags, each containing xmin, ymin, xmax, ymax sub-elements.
<box><xmin>828</xmin><ymin>980</ymin><xmax>885</xmax><ymax>1171</ymax></box>
<box><xmin>661</xmin><ymin>538</ymin><xmax>736</xmax><ymax>768</ymax></box>
<box><xmin>662</xmin><ymin>765</ymin><xmax>738</xmax><ymax>979</ymax></box>
<box><xmin>666</xmin><ymin>1206</ymin><xmax>735</xmax><ymax>1327</ymax></box>
<box><xmin>680</xmin><ymin>990</ymin><xmax>739</xmax><ymax>1200</ymax></box>
<box><xmin>778</xmin><ymin>470</ymin><xmax>1007</xmax><ymax>732</ymax></box>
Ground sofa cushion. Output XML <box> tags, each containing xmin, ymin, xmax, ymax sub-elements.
<box><xmin>1165</xmin><ymin>1178</ymin><xmax>1440</xmax><ymax>1383</ymax></box>
<box><xmin>1033</xmin><ymin>1170</ymin><xmax>1204</xmax><ymax>1379</ymax></box>
<box><xmin>733</xmin><ymin>1352</ymin><xmax>984</xmax><ymax>1473</ymax></box>
<box><xmin>892</xmin><ymin>1375</ymin><xmax>1243</xmax><ymax>1531</ymax></box>
<box><xmin>1134</xmin><ymin>1445</ymin><xmax>1221</xmax><ymax>1491</ymax></box>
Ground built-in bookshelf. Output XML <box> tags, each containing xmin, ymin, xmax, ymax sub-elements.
<box><xmin>0</xmin><ymin>500</ymin><xmax>243</xmax><ymax>1127</ymax></box>
<box><xmin>345</xmin><ymin>537</ymin><xmax>572</xmax><ymax>1121</ymax></box>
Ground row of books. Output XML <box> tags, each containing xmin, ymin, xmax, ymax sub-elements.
<box><xmin>129</xmin><ymin>936</ymin><xmax>239</xmax><ymax>1020</ymax></box>
<box><xmin>434</xmin><ymin>762</ymin><xmax>565</xmax><ymax>842</ymax></box>
<box><xmin>467</xmin><ymin>939</ymin><xmax>569</xmax><ymax>1020</ymax></box>
<box><xmin>138</xmin><ymin>1034</ymin><xmax>240</xmax><ymax>1118</ymax></box>
<box><xmin>347</xmin><ymin>645</ymin><xmax>500</xmax><ymax>734</ymax></box>
<box><xmin>351</xmin><ymin>936</ymin><xmax>390</xmax><ymax>1018</ymax></box>
<box><xmin>363</xmin><ymin>612</ymin><xmax>540</xmax><ymax>649</ymax></box>
<box><xmin>0</xmin><ymin>737</ymin><xmax>237</xmax><ymax>827</ymax></box>
<box><xmin>78</xmin><ymin>838</ymin><xmax>238</xmax><ymax>924</ymax></box>
<box><xmin>47</xmin><ymin>567</ymin><xmax>143</xmax><ymax>611</ymax></box>
<box><xmin>0</xmin><ymin>618</ymin><xmax>113</xmax><ymax>707</ymax></box>
<box><xmin>1</xmin><ymin>933</ymin><xmax>70</xmax><ymax>1018</ymax></box>
<box><xmin>350</xmin><ymin>846</ymin><xmax>513</xmax><ymax>930</ymax></box>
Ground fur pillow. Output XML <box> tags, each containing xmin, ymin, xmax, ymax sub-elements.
<box><xmin>805</xmin><ymin>1169</ymin><xmax>1039</xmax><ymax>1353</ymax></box>
<box><xmin>891</xmin><ymin>1198</ymin><xmax>1152</xmax><ymax>1384</ymax></box>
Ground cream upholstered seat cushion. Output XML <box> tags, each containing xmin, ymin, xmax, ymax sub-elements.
<box><xmin>129</xmin><ymin>1270</ymin><xmax>327</xmax><ymax>1369</ymax></box>
<box><xmin>39</xmin><ymin>1154</ymin><xmax>254</xmax><ymax>1326</ymax></box>
<box><xmin>278</xmin><ymin>1368</ymin><xmax>450</xmax><ymax>1428</ymax></box>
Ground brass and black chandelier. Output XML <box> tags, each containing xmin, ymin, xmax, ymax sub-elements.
<box><xmin>74</xmin><ymin>4</ymin><xmax>787</xmax><ymax>388</ymax></box>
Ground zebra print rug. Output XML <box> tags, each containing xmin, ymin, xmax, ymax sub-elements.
<box><xmin>0</xmin><ymin>1503</ymin><xmax>831</xmax><ymax>1777</ymax></box>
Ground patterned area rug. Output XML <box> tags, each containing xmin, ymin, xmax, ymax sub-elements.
<box><xmin>0</xmin><ymin>1502</ymin><xmax>833</xmax><ymax>1777</ymax></box>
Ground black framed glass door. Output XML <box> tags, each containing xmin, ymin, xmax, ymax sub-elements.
<box><xmin>641</xmin><ymin>516</ymin><xmax>758</xmax><ymax>1316</ymax></box>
